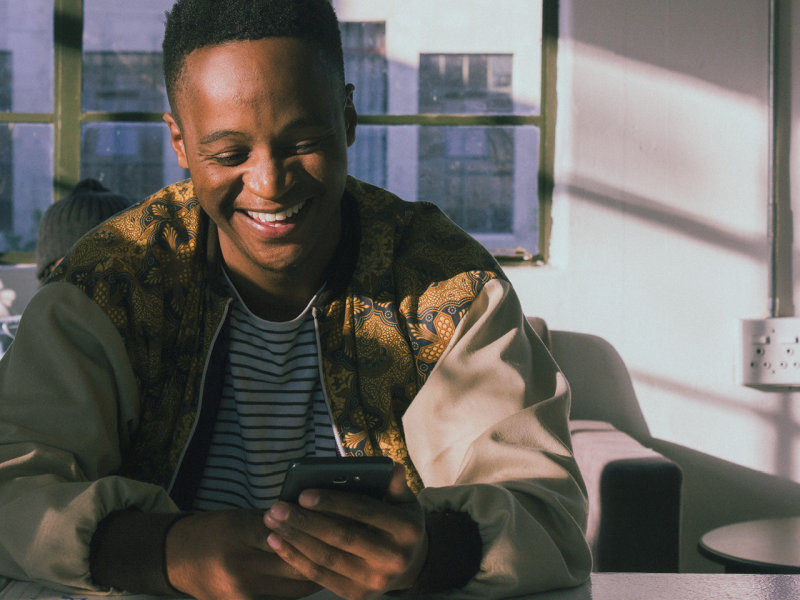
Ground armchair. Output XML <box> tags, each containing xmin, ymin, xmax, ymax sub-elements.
<box><xmin>528</xmin><ymin>317</ymin><xmax>682</xmax><ymax>572</ymax></box>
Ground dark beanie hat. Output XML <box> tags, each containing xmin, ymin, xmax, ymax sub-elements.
<box><xmin>36</xmin><ymin>178</ymin><xmax>132</xmax><ymax>281</ymax></box>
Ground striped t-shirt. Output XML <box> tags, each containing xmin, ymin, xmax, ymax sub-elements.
<box><xmin>192</xmin><ymin>279</ymin><xmax>338</xmax><ymax>510</ymax></box>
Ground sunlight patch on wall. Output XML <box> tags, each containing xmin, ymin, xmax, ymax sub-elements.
<box><xmin>561</xmin><ymin>41</ymin><xmax>768</xmax><ymax>239</ymax></box>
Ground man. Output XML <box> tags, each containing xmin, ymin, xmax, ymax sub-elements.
<box><xmin>35</xmin><ymin>178</ymin><xmax>132</xmax><ymax>284</ymax></box>
<box><xmin>0</xmin><ymin>1</ymin><xmax>591</xmax><ymax>598</ymax></box>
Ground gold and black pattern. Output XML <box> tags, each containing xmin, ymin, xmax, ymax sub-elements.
<box><xmin>405</xmin><ymin>270</ymin><xmax>497</xmax><ymax>382</ymax></box>
<box><xmin>318</xmin><ymin>178</ymin><xmax>504</xmax><ymax>492</ymax></box>
<box><xmin>50</xmin><ymin>180</ymin><xmax>229</xmax><ymax>489</ymax></box>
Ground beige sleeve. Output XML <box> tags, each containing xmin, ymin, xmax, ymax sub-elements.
<box><xmin>0</xmin><ymin>283</ymin><xmax>178</xmax><ymax>593</ymax></box>
<box><xmin>403</xmin><ymin>278</ymin><xmax>592</xmax><ymax>598</ymax></box>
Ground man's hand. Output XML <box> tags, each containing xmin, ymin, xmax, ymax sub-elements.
<box><xmin>263</xmin><ymin>463</ymin><xmax>428</xmax><ymax>600</ymax></box>
<box><xmin>165</xmin><ymin>509</ymin><xmax>322</xmax><ymax>600</ymax></box>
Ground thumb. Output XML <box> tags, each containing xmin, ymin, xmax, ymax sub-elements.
<box><xmin>386</xmin><ymin>462</ymin><xmax>416</xmax><ymax>503</ymax></box>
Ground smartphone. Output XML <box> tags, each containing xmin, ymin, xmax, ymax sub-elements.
<box><xmin>279</xmin><ymin>456</ymin><xmax>394</xmax><ymax>502</ymax></box>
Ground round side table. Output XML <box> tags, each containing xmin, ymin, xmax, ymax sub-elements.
<box><xmin>698</xmin><ymin>517</ymin><xmax>800</xmax><ymax>574</ymax></box>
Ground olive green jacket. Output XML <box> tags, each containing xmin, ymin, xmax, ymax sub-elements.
<box><xmin>0</xmin><ymin>177</ymin><xmax>591</xmax><ymax>597</ymax></box>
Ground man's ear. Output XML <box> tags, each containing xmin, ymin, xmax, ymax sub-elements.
<box><xmin>344</xmin><ymin>83</ymin><xmax>357</xmax><ymax>147</ymax></box>
<box><xmin>163</xmin><ymin>113</ymin><xmax>189</xmax><ymax>169</ymax></box>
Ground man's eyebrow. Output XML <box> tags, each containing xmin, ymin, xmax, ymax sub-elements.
<box><xmin>199</xmin><ymin>129</ymin><xmax>243</xmax><ymax>145</ymax></box>
<box><xmin>197</xmin><ymin>118</ymin><xmax>334</xmax><ymax>146</ymax></box>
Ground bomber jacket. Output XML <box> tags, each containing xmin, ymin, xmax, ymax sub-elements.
<box><xmin>0</xmin><ymin>177</ymin><xmax>591</xmax><ymax>598</ymax></box>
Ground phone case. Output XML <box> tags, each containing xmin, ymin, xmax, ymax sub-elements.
<box><xmin>279</xmin><ymin>456</ymin><xmax>394</xmax><ymax>502</ymax></box>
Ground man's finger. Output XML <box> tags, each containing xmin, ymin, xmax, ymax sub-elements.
<box><xmin>265</xmin><ymin>500</ymin><xmax>388</xmax><ymax>558</ymax></box>
<box><xmin>386</xmin><ymin>463</ymin><xmax>416</xmax><ymax>502</ymax></box>
<box><xmin>267</xmin><ymin>531</ymin><xmax>395</xmax><ymax>598</ymax></box>
<box><xmin>294</xmin><ymin>487</ymin><xmax>423</xmax><ymax>546</ymax></box>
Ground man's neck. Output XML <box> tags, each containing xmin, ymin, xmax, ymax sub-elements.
<box><xmin>224</xmin><ymin>266</ymin><xmax>320</xmax><ymax>322</ymax></box>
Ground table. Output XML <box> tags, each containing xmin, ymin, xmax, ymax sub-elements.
<box><xmin>4</xmin><ymin>573</ymin><xmax>800</xmax><ymax>600</ymax></box>
<box><xmin>698</xmin><ymin>516</ymin><xmax>800</xmax><ymax>574</ymax></box>
<box><xmin>529</xmin><ymin>573</ymin><xmax>800</xmax><ymax>599</ymax></box>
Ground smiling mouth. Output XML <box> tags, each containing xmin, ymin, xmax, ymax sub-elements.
<box><xmin>245</xmin><ymin>199</ymin><xmax>308</xmax><ymax>226</ymax></box>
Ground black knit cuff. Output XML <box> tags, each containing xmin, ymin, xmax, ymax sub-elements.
<box><xmin>89</xmin><ymin>508</ymin><xmax>190</xmax><ymax>595</ymax></box>
<box><xmin>396</xmin><ymin>509</ymin><xmax>482</xmax><ymax>595</ymax></box>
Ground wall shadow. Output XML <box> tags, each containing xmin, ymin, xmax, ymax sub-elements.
<box><xmin>567</xmin><ymin>0</ymin><xmax>771</xmax><ymax>101</ymax></box>
<box><xmin>564</xmin><ymin>0</ymin><xmax>796</xmax><ymax>312</ymax></box>
<box><xmin>564</xmin><ymin>177</ymin><xmax>768</xmax><ymax>263</ymax></box>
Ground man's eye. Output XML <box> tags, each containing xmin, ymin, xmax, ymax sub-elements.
<box><xmin>212</xmin><ymin>153</ymin><xmax>247</xmax><ymax>166</ymax></box>
<box><xmin>293</xmin><ymin>140</ymin><xmax>321</xmax><ymax>154</ymax></box>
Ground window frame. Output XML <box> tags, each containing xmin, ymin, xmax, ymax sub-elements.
<box><xmin>0</xmin><ymin>0</ymin><xmax>558</xmax><ymax>265</ymax></box>
<box><xmin>352</xmin><ymin>1</ymin><xmax>558</xmax><ymax>263</ymax></box>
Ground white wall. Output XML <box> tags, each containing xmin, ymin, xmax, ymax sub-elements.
<box><xmin>507</xmin><ymin>0</ymin><xmax>800</xmax><ymax>571</ymax></box>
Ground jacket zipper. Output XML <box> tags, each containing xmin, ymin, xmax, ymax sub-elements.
<box><xmin>167</xmin><ymin>297</ymin><xmax>232</xmax><ymax>494</ymax></box>
<box><xmin>312</xmin><ymin>306</ymin><xmax>346</xmax><ymax>457</ymax></box>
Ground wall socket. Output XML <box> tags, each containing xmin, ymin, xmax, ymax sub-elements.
<box><xmin>738</xmin><ymin>317</ymin><xmax>800</xmax><ymax>389</ymax></box>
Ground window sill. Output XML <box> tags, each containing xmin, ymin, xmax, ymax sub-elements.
<box><xmin>492</xmin><ymin>248</ymin><xmax>544</xmax><ymax>266</ymax></box>
<box><xmin>0</xmin><ymin>253</ymin><xmax>35</xmax><ymax>266</ymax></box>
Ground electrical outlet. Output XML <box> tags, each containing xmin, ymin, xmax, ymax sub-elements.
<box><xmin>738</xmin><ymin>318</ymin><xmax>800</xmax><ymax>389</ymax></box>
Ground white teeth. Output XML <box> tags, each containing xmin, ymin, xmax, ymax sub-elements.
<box><xmin>247</xmin><ymin>200</ymin><xmax>306</xmax><ymax>225</ymax></box>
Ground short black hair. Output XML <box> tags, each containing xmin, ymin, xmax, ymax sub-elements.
<box><xmin>162</xmin><ymin>0</ymin><xmax>345</xmax><ymax>113</ymax></box>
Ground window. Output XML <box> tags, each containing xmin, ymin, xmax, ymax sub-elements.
<box><xmin>0</xmin><ymin>0</ymin><xmax>556</xmax><ymax>262</ymax></box>
<box><xmin>0</xmin><ymin>0</ymin><xmax>183</xmax><ymax>259</ymax></box>
<box><xmin>418</xmin><ymin>54</ymin><xmax>516</xmax><ymax>235</ymax></box>
<box><xmin>82</xmin><ymin>51</ymin><xmax>167</xmax><ymax>199</ymax></box>
<box><xmin>0</xmin><ymin>0</ymin><xmax>54</xmax><ymax>255</ymax></box>
<box><xmin>341</xmin><ymin>22</ymin><xmax>388</xmax><ymax>189</ymax></box>
<box><xmin>336</xmin><ymin>0</ymin><xmax>556</xmax><ymax>261</ymax></box>
<box><xmin>79</xmin><ymin>0</ymin><xmax>186</xmax><ymax>210</ymax></box>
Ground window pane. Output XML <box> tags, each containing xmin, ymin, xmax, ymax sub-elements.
<box><xmin>81</xmin><ymin>123</ymin><xmax>187</xmax><ymax>202</ymax></box>
<box><xmin>419</xmin><ymin>54</ymin><xmax>513</xmax><ymax>114</ymax></box>
<box><xmin>334</xmin><ymin>0</ymin><xmax>542</xmax><ymax>115</ymax></box>
<box><xmin>82</xmin><ymin>0</ymin><xmax>173</xmax><ymax>112</ymax></box>
<box><xmin>348</xmin><ymin>126</ymin><xmax>387</xmax><ymax>189</ymax></box>
<box><xmin>350</xmin><ymin>124</ymin><xmax>539</xmax><ymax>254</ymax></box>
<box><xmin>0</xmin><ymin>0</ymin><xmax>53</xmax><ymax>113</ymax></box>
<box><xmin>83</xmin><ymin>51</ymin><xmax>165</xmax><ymax>112</ymax></box>
<box><xmin>419</xmin><ymin>126</ymin><xmax>515</xmax><ymax>233</ymax></box>
<box><xmin>0</xmin><ymin>123</ymin><xmax>54</xmax><ymax>252</ymax></box>
<box><xmin>342</xmin><ymin>22</ymin><xmax>387</xmax><ymax>114</ymax></box>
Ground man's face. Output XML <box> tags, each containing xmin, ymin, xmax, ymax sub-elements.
<box><xmin>164</xmin><ymin>37</ymin><xmax>356</xmax><ymax>287</ymax></box>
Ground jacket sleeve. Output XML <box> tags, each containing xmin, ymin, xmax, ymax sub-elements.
<box><xmin>403</xmin><ymin>278</ymin><xmax>592</xmax><ymax>598</ymax></box>
<box><xmin>0</xmin><ymin>282</ymin><xmax>180</xmax><ymax>594</ymax></box>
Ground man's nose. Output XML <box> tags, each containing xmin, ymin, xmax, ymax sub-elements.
<box><xmin>244</xmin><ymin>152</ymin><xmax>291</xmax><ymax>199</ymax></box>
